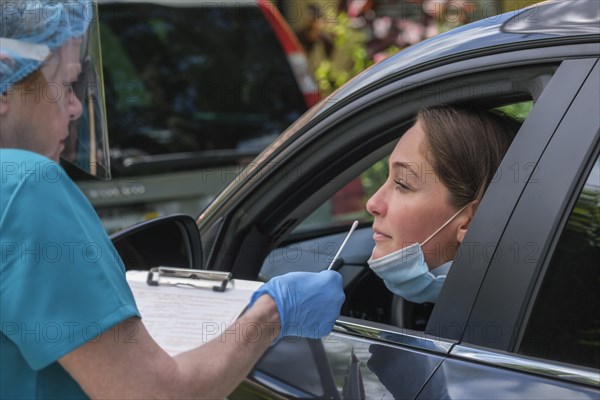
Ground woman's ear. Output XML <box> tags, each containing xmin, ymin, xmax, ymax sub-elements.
<box><xmin>456</xmin><ymin>200</ymin><xmax>479</xmax><ymax>243</ymax></box>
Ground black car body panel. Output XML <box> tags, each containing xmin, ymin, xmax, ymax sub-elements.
<box><xmin>420</xmin><ymin>355</ymin><xmax>599</xmax><ymax>399</ymax></box>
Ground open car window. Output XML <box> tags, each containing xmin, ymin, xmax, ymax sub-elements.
<box><xmin>203</xmin><ymin>54</ymin><xmax>591</xmax><ymax>346</ymax></box>
<box><xmin>259</xmin><ymin>100</ymin><xmax>534</xmax><ymax>329</ymax></box>
<box><xmin>291</xmin><ymin>101</ymin><xmax>534</xmax><ymax>235</ymax></box>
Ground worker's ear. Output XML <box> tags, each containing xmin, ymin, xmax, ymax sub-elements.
<box><xmin>456</xmin><ymin>200</ymin><xmax>479</xmax><ymax>243</ymax></box>
<box><xmin>0</xmin><ymin>54</ymin><xmax>11</xmax><ymax>116</ymax></box>
<box><xmin>0</xmin><ymin>93</ymin><xmax>8</xmax><ymax>115</ymax></box>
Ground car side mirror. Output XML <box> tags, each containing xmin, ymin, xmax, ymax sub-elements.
<box><xmin>110</xmin><ymin>214</ymin><xmax>202</xmax><ymax>271</ymax></box>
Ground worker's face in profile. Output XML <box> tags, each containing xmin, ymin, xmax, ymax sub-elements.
<box><xmin>0</xmin><ymin>39</ymin><xmax>83</xmax><ymax>162</ymax></box>
<box><xmin>366</xmin><ymin>121</ymin><xmax>461</xmax><ymax>268</ymax></box>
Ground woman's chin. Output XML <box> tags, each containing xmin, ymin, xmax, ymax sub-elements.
<box><xmin>371</xmin><ymin>247</ymin><xmax>389</xmax><ymax>260</ymax></box>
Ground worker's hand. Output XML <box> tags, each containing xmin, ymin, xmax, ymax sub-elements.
<box><xmin>248</xmin><ymin>270</ymin><xmax>345</xmax><ymax>342</ymax></box>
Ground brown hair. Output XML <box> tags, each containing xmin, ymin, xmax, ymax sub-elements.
<box><xmin>418</xmin><ymin>105</ymin><xmax>521</xmax><ymax>208</ymax></box>
<box><xmin>0</xmin><ymin>69</ymin><xmax>50</xmax><ymax>148</ymax></box>
<box><xmin>6</xmin><ymin>68</ymin><xmax>48</xmax><ymax>95</ymax></box>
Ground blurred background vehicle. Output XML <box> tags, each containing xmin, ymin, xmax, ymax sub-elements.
<box><xmin>74</xmin><ymin>0</ymin><xmax>318</xmax><ymax>233</ymax></box>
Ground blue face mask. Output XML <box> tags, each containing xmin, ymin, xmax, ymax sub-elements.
<box><xmin>368</xmin><ymin>205</ymin><xmax>468</xmax><ymax>304</ymax></box>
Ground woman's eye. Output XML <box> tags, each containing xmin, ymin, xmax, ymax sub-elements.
<box><xmin>66</xmin><ymin>80</ymin><xmax>78</xmax><ymax>90</ymax></box>
<box><xmin>63</xmin><ymin>82</ymin><xmax>74</xmax><ymax>93</ymax></box>
<box><xmin>394</xmin><ymin>179</ymin><xmax>410</xmax><ymax>191</ymax></box>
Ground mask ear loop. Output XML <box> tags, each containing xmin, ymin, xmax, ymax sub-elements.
<box><xmin>420</xmin><ymin>203</ymin><xmax>470</xmax><ymax>247</ymax></box>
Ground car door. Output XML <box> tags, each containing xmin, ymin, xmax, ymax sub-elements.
<box><xmin>419</xmin><ymin>59</ymin><xmax>600</xmax><ymax>399</ymax></box>
<box><xmin>241</xmin><ymin>57</ymin><xmax>599</xmax><ymax>398</ymax></box>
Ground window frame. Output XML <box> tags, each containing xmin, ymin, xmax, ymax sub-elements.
<box><xmin>456</xmin><ymin>58</ymin><xmax>600</xmax><ymax>362</ymax></box>
<box><xmin>254</xmin><ymin>61</ymin><xmax>572</xmax><ymax>332</ymax></box>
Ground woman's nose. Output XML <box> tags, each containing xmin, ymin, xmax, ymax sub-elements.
<box><xmin>366</xmin><ymin>186</ymin><xmax>387</xmax><ymax>217</ymax></box>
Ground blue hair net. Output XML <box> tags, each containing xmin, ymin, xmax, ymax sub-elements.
<box><xmin>1</xmin><ymin>0</ymin><xmax>92</xmax><ymax>93</ymax></box>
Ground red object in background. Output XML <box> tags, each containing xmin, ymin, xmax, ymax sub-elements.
<box><xmin>332</xmin><ymin>178</ymin><xmax>366</xmax><ymax>216</ymax></box>
<box><xmin>258</xmin><ymin>0</ymin><xmax>321</xmax><ymax>107</ymax></box>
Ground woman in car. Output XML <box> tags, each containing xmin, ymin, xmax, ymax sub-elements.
<box><xmin>366</xmin><ymin>105</ymin><xmax>521</xmax><ymax>303</ymax></box>
<box><xmin>0</xmin><ymin>1</ymin><xmax>344</xmax><ymax>398</ymax></box>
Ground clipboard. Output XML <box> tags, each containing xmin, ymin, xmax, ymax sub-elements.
<box><xmin>126</xmin><ymin>268</ymin><xmax>263</xmax><ymax>356</ymax></box>
<box><xmin>146</xmin><ymin>266</ymin><xmax>232</xmax><ymax>292</ymax></box>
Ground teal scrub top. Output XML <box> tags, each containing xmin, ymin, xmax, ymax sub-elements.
<box><xmin>0</xmin><ymin>149</ymin><xmax>140</xmax><ymax>398</ymax></box>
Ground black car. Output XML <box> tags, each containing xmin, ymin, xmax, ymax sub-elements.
<box><xmin>112</xmin><ymin>0</ymin><xmax>600</xmax><ymax>398</ymax></box>
<box><xmin>76</xmin><ymin>0</ymin><xmax>318</xmax><ymax>233</ymax></box>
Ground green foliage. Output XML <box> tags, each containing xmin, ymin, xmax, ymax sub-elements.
<box><xmin>568</xmin><ymin>187</ymin><xmax>600</xmax><ymax>248</ymax></box>
<box><xmin>495</xmin><ymin>101</ymin><xmax>533</xmax><ymax>122</ymax></box>
<box><xmin>361</xmin><ymin>156</ymin><xmax>389</xmax><ymax>204</ymax></box>
<box><xmin>314</xmin><ymin>12</ymin><xmax>373</xmax><ymax>96</ymax></box>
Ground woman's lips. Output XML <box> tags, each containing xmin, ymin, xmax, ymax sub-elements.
<box><xmin>372</xmin><ymin>228</ymin><xmax>392</xmax><ymax>241</ymax></box>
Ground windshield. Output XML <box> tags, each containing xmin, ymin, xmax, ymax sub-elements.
<box><xmin>99</xmin><ymin>3</ymin><xmax>307</xmax><ymax>175</ymax></box>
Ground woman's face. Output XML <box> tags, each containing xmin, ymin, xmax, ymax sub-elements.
<box><xmin>1</xmin><ymin>40</ymin><xmax>83</xmax><ymax>162</ymax></box>
<box><xmin>366</xmin><ymin>120</ymin><xmax>462</xmax><ymax>267</ymax></box>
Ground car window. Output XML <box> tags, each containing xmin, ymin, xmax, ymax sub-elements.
<box><xmin>517</xmin><ymin>154</ymin><xmax>600</xmax><ymax>370</ymax></box>
<box><xmin>99</xmin><ymin>3</ymin><xmax>307</xmax><ymax>173</ymax></box>
<box><xmin>291</xmin><ymin>159</ymin><xmax>386</xmax><ymax>233</ymax></box>
<box><xmin>261</xmin><ymin>100</ymin><xmax>533</xmax><ymax>330</ymax></box>
<box><xmin>293</xmin><ymin>101</ymin><xmax>533</xmax><ymax>234</ymax></box>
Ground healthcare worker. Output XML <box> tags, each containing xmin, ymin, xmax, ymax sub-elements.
<box><xmin>0</xmin><ymin>1</ymin><xmax>345</xmax><ymax>398</ymax></box>
<box><xmin>366</xmin><ymin>105</ymin><xmax>521</xmax><ymax>304</ymax></box>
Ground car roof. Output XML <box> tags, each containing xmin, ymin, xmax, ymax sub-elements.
<box><xmin>326</xmin><ymin>0</ymin><xmax>600</xmax><ymax>110</ymax></box>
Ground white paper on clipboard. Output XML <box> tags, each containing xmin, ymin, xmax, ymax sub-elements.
<box><xmin>126</xmin><ymin>270</ymin><xmax>262</xmax><ymax>356</ymax></box>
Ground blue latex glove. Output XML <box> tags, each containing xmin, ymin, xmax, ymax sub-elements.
<box><xmin>248</xmin><ymin>270</ymin><xmax>345</xmax><ymax>342</ymax></box>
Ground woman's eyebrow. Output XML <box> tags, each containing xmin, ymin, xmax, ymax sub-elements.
<box><xmin>391</xmin><ymin>161</ymin><xmax>419</xmax><ymax>177</ymax></box>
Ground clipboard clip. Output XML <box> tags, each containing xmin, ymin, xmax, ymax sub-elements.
<box><xmin>147</xmin><ymin>267</ymin><xmax>232</xmax><ymax>292</ymax></box>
